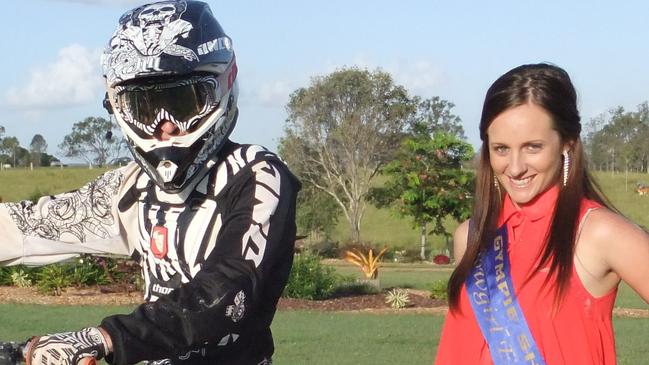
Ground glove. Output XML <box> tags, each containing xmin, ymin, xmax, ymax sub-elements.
<box><xmin>25</xmin><ymin>327</ymin><xmax>110</xmax><ymax>365</ymax></box>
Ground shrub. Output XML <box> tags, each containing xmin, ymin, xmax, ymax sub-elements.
<box><xmin>430</xmin><ymin>279</ymin><xmax>448</xmax><ymax>300</ymax></box>
<box><xmin>69</xmin><ymin>255</ymin><xmax>111</xmax><ymax>287</ymax></box>
<box><xmin>283</xmin><ymin>253</ymin><xmax>339</xmax><ymax>300</ymax></box>
<box><xmin>385</xmin><ymin>288</ymin><xmax>411</xmax><ymax>309</ymax></box>
<box><xmin>11</xmin><ymin>269</ymin><xmax>33</xmax><ymax>287</ymax></box>
<box><xmin>36</xmin><ymin>265</ymin><xmax>71</xmax><ymax>296</ymax></box>
<box><xmin>432</xmin><ymin>254</ymin><xmax>450</xmax><ymax>265</ymax></box>
<box><xmin>4</xmin><ymin>266</ymin><xmax>39</xmax><ymax>287</ymax></box>
<box><xmin>1</xmin><ymin>256</ymin><xmax>142</xmax><ymax>295</ymax></box>
<box><xmin>27</xmin><ymin>188</ymin><xmax>50</xmax><ymax>203</ymax></box>
<box><xmin>343</xmin><ymin>246</ymin><xmax>389</xmax><ymax>279</ymax></box>
<box><xmin>0</xmin><ymin>267</ymin><xmax>14</xmax><ymax>286</ymax></box>
<box><xmin>330</xmin><ymin>278</ymin><xmax>381</xmax><ymax>297</ymax></box>
<box><xmin>304</xmin><ymin>240</ymin><xmax>340</xmax><ymax>258</ymax></box>
<box><xmin>399</xmin><ymin>248</ymin><xmax>429</xmax><ymax>263</ymax></box>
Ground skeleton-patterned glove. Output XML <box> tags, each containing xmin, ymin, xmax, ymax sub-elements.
<box><xmin>25</xmin><ymin>327</ymin><xmax>110</xmax><ymax>365</ymax></box>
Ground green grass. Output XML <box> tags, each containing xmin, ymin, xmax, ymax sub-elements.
<box><xmin>0</xmin><ymin>304</ymin><xmax>646</xmax><ymax>364</ymax></box>
<box><xmin>616</xmin><ymin>282</ymin><xmax>649</xmax><ymax>310</ymax></box>
<box><xmin>593</xmin><ymin>171</ymin><xmax>649</xmax><ymax>228</ymax></box>
<box><xmin>272</xmin><ymin>311</ymin><xmax>438</xmax><ymax>364</ymax></box>
<box><xmin>329</xmin><ymin>261</ymin><xmax>452</xmax><ymax>290</ymax></box>
<box><xmin>0</xmin><ymin>167</ymin><xmax>109</xmax><ymax>202</ymax></box>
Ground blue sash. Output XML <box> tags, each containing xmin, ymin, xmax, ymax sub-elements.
<box><xmin>466</xmin><ymin>224</ymin><xmax>546</xmax><ymax>365</ymax></box>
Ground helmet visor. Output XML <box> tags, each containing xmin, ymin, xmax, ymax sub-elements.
<box><xmin>113</xmin><ymin>75</ymin><xmax>220</xmax><ymax>139</ymax></box>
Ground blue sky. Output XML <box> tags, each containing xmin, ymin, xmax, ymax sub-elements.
<box><xmin>2</xmin><ymin>0</ymin><xmax>649</xmax><ymax>161</ymax></box>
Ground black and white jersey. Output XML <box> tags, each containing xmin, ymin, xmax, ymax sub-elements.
<box><xmin>0</xmin><ymin>141</ymin><xmax>300</xmax><ymax>365</ymax></box>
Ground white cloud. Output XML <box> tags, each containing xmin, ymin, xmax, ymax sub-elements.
<box><xmin>5</xmin><ymin>44</ymin><xmax>103</xmax><ymax>109</ymax></box>
<box><xmin>388</xmin><ymin>60</ymin><xmax>444</xmax><ymax>97</ymax></box>
<box><xmin>242</xmin><ymin>56</ymin><xmax>446</xmax><ymax>111</ymax></box>
<box><xmin>255</xmin><ymin>80</ymin><xmax>294</xmax><ymax>108</ymax></box>
<box><xmin>319</xmin><ymin>55</ymin><xmax>445</xmax><ymax>97</ymax></box>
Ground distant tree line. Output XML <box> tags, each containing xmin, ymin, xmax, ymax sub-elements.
<box><xmin>584</xmin><ymin>102</ymin><xmax>649</xmax><ymax>173</ymax></box>
<box><xmin>0</xmin><ymin>116</ymin><xmax>128</xmax><ymax>168</ymax></box>
<box><xmin>0</xmin><ymin>126</ymin><xmax>54</xmax><ymax>168</ymax></box>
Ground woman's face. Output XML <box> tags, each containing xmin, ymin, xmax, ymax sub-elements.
<box><xmin>487</xmin><ymin>102</ymin><xmax>568</xmax><ymax>206</ymax></box>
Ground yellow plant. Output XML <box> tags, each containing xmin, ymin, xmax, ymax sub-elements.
<box><xmin>344</xmin><ymin>247</ymin><xmax>389</xmax><ymax>279</ymax></box>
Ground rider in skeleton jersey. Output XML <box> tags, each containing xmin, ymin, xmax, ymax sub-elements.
<box><xmin>0</xmin><ymin>1</ymin><xmax>300</xmax><ymax>364</ymax></box>
<box><xmin>0</xmin><ymin>142</ymin><xmax>298</xmax><ymax>364</ymax></box>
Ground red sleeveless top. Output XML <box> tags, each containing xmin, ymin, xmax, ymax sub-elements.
<box><xmin>435</xmin><ymin>186</ymin><xmax>617</xmax><ymax>365</ymax></box>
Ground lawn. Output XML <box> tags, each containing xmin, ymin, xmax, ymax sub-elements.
<box><xmin>0</xmin><ymin>304</ymin><xmax>646</xmax><ymax>365</ymax></box>
<box><xmin>0</xmin><ymin>167</ymin><xmax>110</xmax><ymax>202</ymax></box>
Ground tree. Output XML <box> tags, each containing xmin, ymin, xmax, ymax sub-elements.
<box><xmin>59</xmin><ymin>116</ymin><xmax>127</xmax><ymax>167</ymax></box>
<box><xmin>368</xmin><ymin>132</ymin><xmax>474</xmax><ymax>260</ymax></box>
<box><xmin>410</xmin><ymin>96</ymin><xmax>465</xmax><ymax>139</ymax></box>
<box><xmin>280</xmin><ymin>68</ymin><xmax>415</xmax><ymax>243</ymax></box>
<box><xmin>0</xmin><ymin>125</ymin><xmax>5</xmax><ymax>166</ymax></box>
<box><xmin>30</xmin><ymin>134</ymin><xmax>48</xmax><ymax>167</ymax></box>
<box><xmin>1</xmin><ymin>136</ymin><xmax>20</xmax><ymax>167</ymax></box>
<box><xmin>586</xmin><ymin>105</ymin><xmax>649</xmax><ymax>174</ymax></box>
<box><xmin>294</xmin><ymin>184</ymin><xmax>341</xmax><ymax>245</ymax></box>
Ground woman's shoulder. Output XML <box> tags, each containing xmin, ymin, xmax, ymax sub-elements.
<box><xmin>577</xmin><ymin>205</ymin><xmax>649</xmax><ymax>269</ymax></box>
<box><xmin>578</xmin><ymin>202</ymin><xmax>649</xmax><ymax>303</ymax></box>
<box><xmin>578</xmin><ymin>205</ymin><xmax>636</xmax><ymax>242</ymax></box>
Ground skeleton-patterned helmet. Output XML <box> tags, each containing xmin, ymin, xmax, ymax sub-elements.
<box><xmin>101</xmin><ymin>0</ymin><xmax>238</xmax><ymax>192</ymax></box>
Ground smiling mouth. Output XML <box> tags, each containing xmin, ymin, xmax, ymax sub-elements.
<box><xmin>509</xmin><ymin>176</ymin><xmax>533</xmax><ymax>187</ymax></box>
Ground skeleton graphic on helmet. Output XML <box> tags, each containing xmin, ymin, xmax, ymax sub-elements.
<box><xmin>138</xmin><ymin>2</ymin><xmax>177</xmax><ymax>27</ymax></box>
<box><xmin>101</xmin><ymin>0</ymin><xmax>238</xmax><ymax>193</ymax></box>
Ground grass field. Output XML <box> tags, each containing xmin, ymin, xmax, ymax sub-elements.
<box><xmin>0</xmin><ymin>303</ymin><xmax>646</xmax><ymax>365</ymax></box>
<box><xmin>0</xmin><ymin>166</ymin><xmax>110</xmax><ymax>202</ymax></box>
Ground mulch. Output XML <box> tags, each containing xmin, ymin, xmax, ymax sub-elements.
<box><xmin>277</xmin><ymin>290</ymin><xmax>446</xmax><ymax>312</ymax></box>
<box><xmin>0</xmin><ymin>286</ymin><xmax>444</xmax><ymax>313</ymax></box>
<box><xmin>0</xmin><ymin>286</ymin><xmax>646</xmax><ymax>318</ymax></box>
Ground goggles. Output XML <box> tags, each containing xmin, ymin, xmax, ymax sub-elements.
<box><xmin>112</xmin><ymin>75</ymin><xmax>221</xmax><ymax>139</ymax></box>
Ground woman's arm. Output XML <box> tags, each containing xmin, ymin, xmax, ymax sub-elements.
<box><xmin>578</xmin><ymin>208</ymin><xmax>649</xmax><ymax>303</ymax></box>
<box><xmin>453</xmin><ymin>219</ymin><xmax>470</xmax><ymax>263</ymax></box>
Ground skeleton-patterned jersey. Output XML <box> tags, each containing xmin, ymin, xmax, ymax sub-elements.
<box><xmin>0</xmin><ymin>141</ymin><xmax>299</xmax><ymax>365</ymax></box>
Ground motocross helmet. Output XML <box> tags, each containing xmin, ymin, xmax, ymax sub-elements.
<box><xmin>101</xmin><ymin>0</ymin><xmax>238</xmax><ymax>192</ymax></box>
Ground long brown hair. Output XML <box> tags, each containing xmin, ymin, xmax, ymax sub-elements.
<box><xmin>447</xmin><ymin>63</ymin><xmax>614</xmax><ymax>310</ymax></box>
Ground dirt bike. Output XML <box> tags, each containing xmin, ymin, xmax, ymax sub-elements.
<box><xmin>0</xmin><ymin>341</ymin><xmax>95</xmax><ymax>365</ymax></box>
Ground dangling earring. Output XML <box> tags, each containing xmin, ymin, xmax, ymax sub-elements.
<box><xmin>562</xmin><ymin>151</ymin><xmax>570</xmax><ymax>187</ymax></box>
<box><xmin>493</xmin><ymin>175</ymin><xmax>501</xmax><ymax>195</ymax></box>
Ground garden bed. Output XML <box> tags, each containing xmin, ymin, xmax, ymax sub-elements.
<box><xmin>0</xmin><ymin>286</ymin><xmax>444</xmax><ymax>312</ymax></box>
<box><xmin>1</xmin><ymin>286</ymin><xmax>646</xmax><ymax>317</ymax></box>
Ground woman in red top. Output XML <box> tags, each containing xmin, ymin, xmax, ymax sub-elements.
<box><xmin>435</xmin><ymin>64</ymin><xmax>649</xmax><ymax>365</ymax></box>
